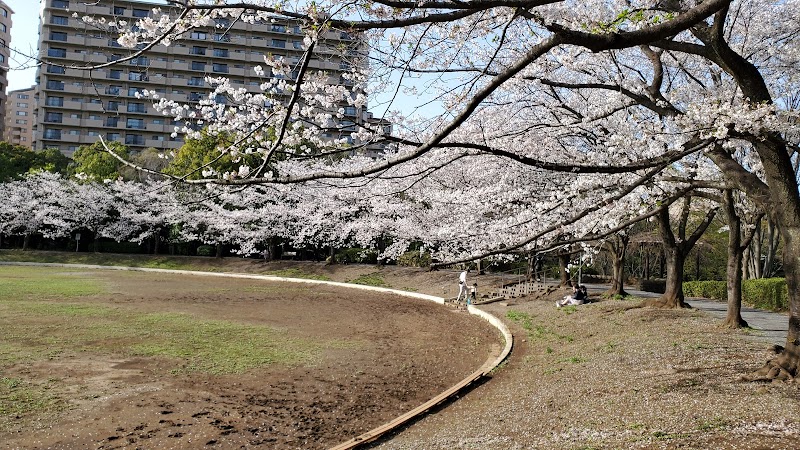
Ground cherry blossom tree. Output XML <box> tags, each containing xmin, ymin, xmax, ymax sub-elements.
<box><xmin>55</xmin><ymin>0</ymin><xmax>800</xmax><ymax>380</ymax></box>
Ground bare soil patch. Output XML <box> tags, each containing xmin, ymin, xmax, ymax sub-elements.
<box><xmin>0</xmin><ymin>268</ymin><xmax>501</xmax><ymax>449</ymax></box>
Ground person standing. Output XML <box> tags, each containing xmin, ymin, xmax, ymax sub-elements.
<box><xmin>456</xmin><ymin>269</ymin><xmax>469</xmax><ymax>304</ymax></box>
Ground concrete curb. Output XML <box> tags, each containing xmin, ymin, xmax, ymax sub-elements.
<box><xmin>0</xmin><ymin>261</ymin><xmax>513</xmax><ymax>449</ymax></box>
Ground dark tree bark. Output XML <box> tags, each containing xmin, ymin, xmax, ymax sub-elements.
<box><xmin>603</xmin><ymin>233</ymin><xmax>629</xmax><ymax>297</ymax></box>
<box><xmin>721</xmin><ymin>189</ymin><xmax>763</xmax><ymax>329</ymax></box>
<box><xmin>558</xmin><ymin>253</ymin><xmax>570</xmax><ymax>287</ymax></box>
<box><xmin>646</xmin><ymin>196</ymin><xmax>718</xmax><ymax>308</ymax></box>
<box><xmin>685</xmin><ymin>5</ymin><xmax>800</xmax><ymax>379</ymax></box>
<box><xmin>22</xmin><ymin>234</ymin><xmax>30</xmax><ymax>251</ymax></box>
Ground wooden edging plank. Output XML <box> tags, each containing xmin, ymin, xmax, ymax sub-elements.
<box><xmin>0</xmin><ymin>261</ymin><xmax>514</xmax><ymax>450</ymax></box>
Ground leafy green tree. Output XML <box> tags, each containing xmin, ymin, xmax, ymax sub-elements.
<box><xmin>165</xmin><ymin>131</ymin><xmax>263</xmax><ymax>180</ymax></box>
<box><xmin>0</xmin><ymin>142</ymin><xmax>71</xmax><ymax>181</ymax></box>
<box><xmin>69</xmin><ymin>141</ymin><xmax>131</xmax><ymax>182</ymax></box>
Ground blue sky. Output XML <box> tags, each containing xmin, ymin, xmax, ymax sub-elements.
<box><xmin>6</xmin><ymin>0</ymin><xmax>40</xmax><ymax>91</ymax></box>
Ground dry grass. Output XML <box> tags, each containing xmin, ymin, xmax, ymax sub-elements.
<box><xmin>375</xmin><ymin>289</ymin><xmax>800</xmax><ymax>449</ymax></box>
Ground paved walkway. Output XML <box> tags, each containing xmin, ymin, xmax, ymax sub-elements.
<box><xmin>584</xmin><ymin>283</ymin><xmax>789</xmax><ymax>346</ymax></box>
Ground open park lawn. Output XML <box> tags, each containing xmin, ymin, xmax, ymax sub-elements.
<box><xmin>0</xmin><ymin>265</ymin><xmax>500</xmax><ymax>449</ymax></box>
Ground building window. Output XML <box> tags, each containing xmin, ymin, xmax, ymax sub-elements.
<box><xmin>113</xmin><ymin>6</ymin><xmax>126</xmax><ymax>15</ymax></box>
<box><xmin>69</xmin><ymin>113</ymin><xmax>81</xmax><ymax>119</ymax></box>
<box><xmin>46</xmin><ymin>80</ymin><xmax>64</xmax><ymax>91</ymax></box>
<box><xmin>128</xmin><ymin>87</ymin><xmax>143</xmax><ymax>97</ymax></box>
<box><xmin>66</xmin><ymin>130</ymin><xmax>79</xmax><ymax>136</ymax></box>
<box><xmin>88</xmin><ymin>131</ymin><xmax>100</xmax><ymax>136</ymax></box>
<box><xmin>126</xmin><ymin>118</ymin><xmax>146</xmax><ymax>129</ymax></box>
<box><xmin>191</xmin><ymin>61</ymin><xmax>205</xmax><ymax>71</ymax></box>
<box><xmin>15</xmin><ymin>111</ymin><xmax>28</xmax><ymax>116</ymax></box>
<box><xmin>45</xmin><ymin>96</ymin><xmax>64</xmax><ymax>107</ymax></box>
<box><xmin>108</xmin><ymin>69</ymin><xmax>122</xmax><ymax>79</ymax></box>
<box><xmin>129</xmin><ymin>71</ymin><xmax>148</xmax><ymax>81</ymax></box>
<box><xmin>292</xmin><ymin>41</ymin><xmax>303</xmax><ymax>49</ymax></box>
<box><xmin>271</xmin><ymin>39</ymin><xmax>286</xmax><ymax>48</ymax></box>
<box><xmin>105</xmin><ymin>117</ymin><xmax>119</xmax><ymax>127</ymax></box>
<box><xmin>108</xmin><ymin>39</ymin><xmax>122</xmax><ymax>48</ymax></box>
<box><xmin>189</xmin><ymin>92</ymin><xmax>203</xmax><ymax>102</ymax></box>
<box><xmin>47</xmin><ymin>65</ymin><xmax>66</xmax><ymax>74</ymax></box>
<box><xmin>213</xmin><ymin>48</ymin><xmax>229</xmax><ymax>57</ymax></box>
<box><xmin>44</xmin><ymin>129</ymin><xmax>62</xmax><ymax>140</ymax></box>
<box><xmin>214</xmin><ymin>33</ymin><xmax>230</xmax><ymax>42</ymax></box>
<box><xmin>48</xmin><ymin>48</ymin><xmax>67</xmax><ymax>58</ymax></box>
<box><xmin>188</xmin><ymin>77</ymin><xmax>204</xmax><ymax>86</ymax></box>
<box><xmin>108</xmin><ymin>133</ymin><xmax>121</xmax><ymax>141</ymax></box>
<box><xmin>212</xmin><ymin>63</ymin><xmax>228</xmax><ymax>73</ymax></box>
<box><xmin>191</xmin><ymin>46</ymin><xmax>206</xmax><ymax>55</ymax></box>
<box><xmin>15</xmin><ymin>119</ymin><xmax>27</xmax><ymax>124</ymax></box>
<box><xmin>130</xmin><ymin>56</ymin><xmax>149</xmax><ymax>66</ymax></box>
<box><xmin>190</xmin><ymin>32</ymin><xmax>207</xmax><ymax>40</ymax></box>
<box><xmin>125</xmin><ymin>134</ymin><xmax>145</xmax><ymax>145</ymax></box>
<box><xmin>271</xmin><ymin>24</ymin><xmax>286</xmax><ymax>33</ymax></box>
<box><xmin>52</xmin><ymin>0</ymin><xmax>69</xmax><ymax>8</ymax></box>
<box><xmin>0</xmin><ymin>24</ymin><xmax>5</xmax><ymax>33</ymax></box>
<box><xmin>51</xmin><ymin>16</ymin><xmax>69</xmax><ymax>25</ymax></box>
<box><xmin>127</xmin><ymin>103</ymin><xmax>147</xmax><ymax>113</ymax></box>
<box><xmin>152</xmin><ymin>119</ymin><xmax>164</xmax><ymax>125</ymax></box>
<box><xmin>16</xmin><ymin>102</ymin><xmax>28</xmax><ymax>108</ymax></box>
<box><xmin>105</xmin><ymin>85</ymin><xmax>121</xmax><ymax>95</ymax></box>
<box><xmin>0</xmin><ymin>8</ymin><xmax>6</xmax><ymax>17</ymax></box>
<box><xmin>108</xmin><ymin>54</ymin><xmax>121</xmax><ymax>62</ymax></box>
<box><xmin>50</xmin><ymin>32</ymin><xmax>68</xmax><ymax>41</ymax></box>
<box><xmin>132</xmin><ymin>9</ymin><xmax>148</xmax><ymax>18</ymax></box>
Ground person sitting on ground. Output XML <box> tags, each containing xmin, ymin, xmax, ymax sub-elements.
<box><xmin>556</xmin><ymin>282</ymin><xmax>587</xmax><ymax>307</ymax></box>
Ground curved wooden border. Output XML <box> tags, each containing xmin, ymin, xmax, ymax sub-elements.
<box><xmin>0</xmin><ymin>262</ymin><xmax>513</xmax><ymax>449</ymax></box>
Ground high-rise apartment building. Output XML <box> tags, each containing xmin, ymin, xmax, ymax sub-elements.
<box><xmin>0</xmin><ymin>0</ymin><xmax>13</xmax><ymax>140</ymax></box>
<box><xmin>34</xmin><ymin>0</ymin><xmax>379</xmax><ymax>156</ymax></box>
<box><xmin>4</xmin><ymin>86</ymin><xmax>35</xmax><ymax>146</ymax></box>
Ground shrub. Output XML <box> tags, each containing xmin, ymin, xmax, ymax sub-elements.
<box><xmin>196</xmin><ymin>245</ymin><xmax>215</xmax><ymax>257</ymax></box>
<box><xmin>683</xmin><ymin>281</ymin><xmax>726</xmax><ymax>300</ymax></box>
<box><xmin>335</xmin><ymin>248</ymin><xmax>378</xmax><ymax>264</ymax></box>
<box><xmin>742</xmin><ymin>278</ymin><xmax>788</xmax><ymax>312</ymax></box>
<box><xmin>398</xmin><ymin>250</ymin><xmax>431</xmax><ymax>267</ymax></box>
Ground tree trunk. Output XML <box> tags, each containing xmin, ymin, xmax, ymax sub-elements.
<box><xmin>723</xmin><ymin>190</ymin><xmax>748</xmax><ymax>328</ymax></box>
<box><xmin>22</xmin><ymin>234</ymin><xmax>30</xmax><ymax>251</ymax></box>
<box><xmin>558</xmin><ymin>253</ymin><xmax>569</xmax><ymax>287</ymax></box>
<box><xmin>764</xmin><ymin>219</ymin><xmax>779</xmax><ymax>277</ymax></box>
<box><xmin>606</xmin><ymin>254</ymin><xmax>628</xmax><ymax>297</ymax></box>
<box><xmin>644</xmin><ymin>246</ymin><xmax>650</xmax><ymax>279</ymax></box>
<box><xmin>215</xmin><ymin>243</ymin><xmax>223</xmax><ymax>258</ymax></box>
<box><xmin>742</xmin><ymin>246</ymin><xmax>751</xmax><ymax>280</ymax></box>
<box><xmin>752</xmin><ymin>222</ymin><xmax>763</xmax><ymax>278</ymax></box>
<box><xmin>153</xmin><ymin>235</ymin><xmax>160</xmax><ymax>255</ymax></box>
<box><xmin>658</xmin><ymin>247</ymin><xmax>689</xmax><ymax>308</ymax></box>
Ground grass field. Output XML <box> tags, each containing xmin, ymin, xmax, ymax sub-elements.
<box><xmin>0</xmin><ymin>265</ymin><xmax>328</xmax><ymax>422</ymax></box>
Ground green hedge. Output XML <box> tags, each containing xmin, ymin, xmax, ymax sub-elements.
<box><xmin>682</xmin><ymin>278</ymin><xmax>788</xmax><ymax>312</ymax></box>
<box><xmin>742</xmin><ymin>278</ymin><xmax>788</xmax><ymax>312</ymax></box>
<box><xmin>683</xmin><ymin>281</ymin><xmax>726</xmax><ymax>300</ymax></box>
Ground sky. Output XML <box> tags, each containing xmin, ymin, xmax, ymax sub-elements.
<box><xmin>6</xmin><ymin>0</ymin><xmax>41</xmax><ymax>91</ymax></box>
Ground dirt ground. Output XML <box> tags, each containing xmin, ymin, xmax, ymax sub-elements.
<box><xmin>0</xmin><ymin>267</ymin><xmax>501</xmax><ymax>450</ymax></box>
<box><xmin>4</xmin><ymin>254</ymin><xmax>800</xmax><ymax>449</ymax></box>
